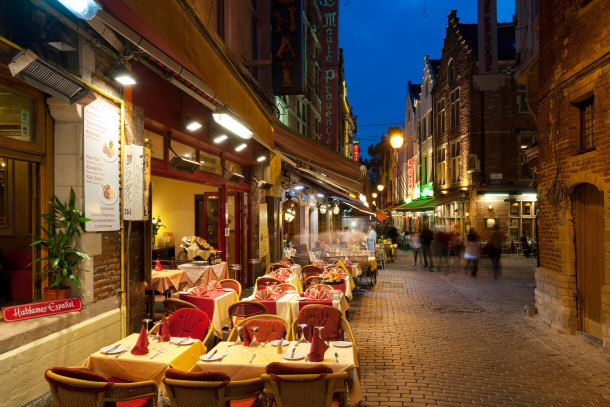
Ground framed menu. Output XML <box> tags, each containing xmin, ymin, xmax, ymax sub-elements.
<box><xmin>83</xmin><ymin>99</ymin><xmax>120</xmax><ymax>231</ymax></box>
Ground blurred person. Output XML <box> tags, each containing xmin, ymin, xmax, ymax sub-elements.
<box><xmin>410</xmin><ymin>230</ymin><xmax>421</xmax><ymax>266</ymax></box>
<box><xmin>487</xmin><ymin>229</ymin><xmax>504</xmax><ymax>279</ymax></box>
<box><xmin>366</xmin><ymin>225</ymin><xmax>377</xmax><ymax>252</ymax></box>
<box><xmin>421</xmin><ymin>226</ymin><xmax>434</xmax><ymax>270</ymax></box>
<box><xmin>520</xmin><ymin>234</ymin><xmax>531</xmax><ymax>258</ymax></box>
<box><xmin>435</xmin><ymin>228</ymin><xmax>451</xmax><ymax>269</ymax></box>
<box><xmin>464</xmin><ymin>231</ymin><xmax>480</xmax><ymax>277</ymax></box>
<box><xmin>340</xmin><ymin>226</ymin><xmax>350</xmax><ymax>247</ymax></box>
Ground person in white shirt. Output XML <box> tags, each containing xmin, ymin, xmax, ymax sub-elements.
<box><xmin>340</xmin><ymin>227</ymin><xmax>350</xmax><ymax>247</ymax></box>
<box><xmin>366</xmin><ymin>225</ymin><xmax>377</xmax><ymax>252</ymax></box>
<box><xmin>410</xmin><ymin>231</ymin><xmax>421</xmax><ymax>266</ymax></box>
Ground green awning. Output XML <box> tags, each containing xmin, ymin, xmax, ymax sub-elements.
<box><xmin>393</xmin><ymin>195</ymin><xmax>461</xmax><ymax>212</ymax></box>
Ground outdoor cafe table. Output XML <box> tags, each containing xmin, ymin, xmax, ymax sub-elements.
<box><xmin>149</xmin><ymin>269</ymin><xmax>189</xmax><ymax>293</ymax></box>
<box><xmin>192</xmin><ymin>341</ymin><xmax>362</xmax><ymax>404</ymax></box>
<box><xmin>179</xmin><ymin>289</ymin><xmax>239</xmax><ymax>337</ymax></box>
<box><xmin>177</xmin><ymin>262</ymin><xmax>228</xmax><ymax>287</ymax></box>
<box><xmin>289</xmin><ymin>292</ymin><xmax>349</xmax><ymax>318</ymax></box>
<box><xmin>256</xmin><ymin>272</ymin><xmax>303</xmax><ymax>293</ymax></box>
<box><xmin>265</xmin><ymin>263</ymin><xmax>302</xmax><ymax>278</ymax></box>
<box><xmin>83</xmin><ymin>333</ymin><xmax>205</xmax><ymax>385</ymax></box>
<box><xmin>243</xmin><ymin>291</ymin><xmax>298</xmax><ymax>322</ymax></box>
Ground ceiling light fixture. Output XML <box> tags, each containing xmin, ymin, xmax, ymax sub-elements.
<box><xmin>113</xmin><ymin>66</ymin><xmax>136</xmax><ymax>85</ymax></box>
<box><xmin>213</xmin><ymin>135</ymin><xmax>228</xmax><ymax>144</ymax></box>
<box><xmin>316</xmin><ymin>193</ymin><xmax>324</xmax><ymax>198</ymax></box>
<box><xmin>256</xmin><ymin>155</ymin><xmax>266</xmax><ymax>162</ymax></box>
<box><xmin>185</xmin><ymin>118</ymin><xmax>202</xmax><ymax>132</ymax></box>
<box><xmin>235</xmin><ymin>143</ymin><xmax>247</xmax><ymax>152</ymax></box>
<box><xmin>294</xmin><ymin>185</ymin><xmax>304</xmax><ymax>190</ymax></box>
<box><xmin>212</xmin><ymin>111</ymin><xmax>253</xmax><ymax>139</ymax></box>
<box><xmin>58</xmin><ymin>0</ymin><xmax>101</xmax><ymax>20</ymax></box>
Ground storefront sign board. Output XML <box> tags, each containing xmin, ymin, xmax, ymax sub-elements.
<box><xmin>320</xmin><ymin>0</ymin><xmax>339</xmax><ymax>151</ymax></box>
<box><xmin>271</xmin><ymin>0</ymin><xmax>305</xmax><ymax>94</ymax></box>
<box><xmin>259</xmin><ymin>203</ymin><xmax>269</xmax><ymax>259</ymax></box>
<box><xmin>3</xmin><ymin>298</ymin><xmax>82</xmax><ymax>322</ymax></box>
<box><xmin>84</xmin><ymin>99</ymin><xmax>120</xmax><ymax>231</ymax></box>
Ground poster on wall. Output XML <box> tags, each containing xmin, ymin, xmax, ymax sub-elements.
<box><xmin>83</xmin><ymin>99</ymin><xmax>120</xmax><ymax>231</ymax></box>
<box><xmin>259</xmin><ymin>203</ymin><xmax>269</xmax><ymax>260</ymax></box>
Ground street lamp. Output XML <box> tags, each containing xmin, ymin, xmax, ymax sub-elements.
<box><xmin>372</xmin><ymin>192</ymin><xmax>378</xmax><ymax>198</ymax></box>
<box><xmin>388</xmin><ymin>126</ymin><xmax>404</xmax><ymax>149</ymax></box>
<box><xmin>377</xmin><ymin>184</ymin><xmax>384</xmax><ymax>192</ymax></box>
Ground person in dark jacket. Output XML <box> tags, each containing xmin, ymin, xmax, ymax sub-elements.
<box><xmin>421</xmin><ymin>226</ymin><xmax>434</xmax><ymax>270</ymax></box>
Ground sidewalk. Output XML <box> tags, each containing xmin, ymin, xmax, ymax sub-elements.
<box><xmin>349</xmin><ymin>250</ymin><xmax>610</xmax><ymax>406</ymax></box>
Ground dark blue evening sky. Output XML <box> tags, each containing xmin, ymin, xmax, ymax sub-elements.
<box><xmin>340</xmin><ymin>0</ymin><xmax>515</xmax><ymax>158</ymax></box>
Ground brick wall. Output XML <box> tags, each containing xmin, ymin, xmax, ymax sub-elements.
<box><xmin>92</xmin><ymin>232</ymin><xmax>121</xmax><ymax>302</ymax></box>
<box><xmin>535</xmin><ymin>0</ymin><xmax>610</xmax><ymax>343</ymax></box>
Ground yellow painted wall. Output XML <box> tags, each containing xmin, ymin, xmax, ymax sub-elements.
<box><xmin>0</xmin><ymin>309</ymin><xmax>121</xmax><ymax>407</ymax></box>
<box><xmin>151</xmin><ymin>176</ymin><xmax>217</xmax><ymax>253</ymax></box>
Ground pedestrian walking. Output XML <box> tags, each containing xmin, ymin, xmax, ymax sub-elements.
<box><xmin>410</xmin><ymin>231</ymin><xmax>421</xmax><ymax>266</ymax></box>
<box><xmin>464</xmin><ymin>231</ymin><xmax>480</xmax><ymax>277</ymax></box>
<box><xmin>366</xmin><ymin>225</ymin><xmax>377</xmax><ymax>252</ymax></box>
<box><xmin>486</xmin><ymin>229</ymin><xmax>504</xmax><ymax>279</ymax></box>
<box><xmin>421</xmin><ymin>226</ymin><xmax>434</xmax><ymax>270</ymax></box>
<box><xmin>435</xmin><ymin>228</ymin><xmax>451</xmax><ymax>270</ymax></box>
<box><xmin>520</xmin><ymin>234</ymin><xmax>531</xmax><ymax>258</ymax></box>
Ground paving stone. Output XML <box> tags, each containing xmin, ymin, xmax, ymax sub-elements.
<box><xmin>349</xmin><ymin>251</ymin><xmax>610</xmax><ymax>406</ymax></box>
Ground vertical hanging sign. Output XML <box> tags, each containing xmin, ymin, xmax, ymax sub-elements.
<box><xmin>259</xmin><ymin>203</ymin><xmax>269</xmax><ymax>261</ymax></box>
<box><xmin>271</xmin><ymin>0</ymin><xmax>304</xmax><ymax>94</ymax></box>
<box><xmin>477</xmin><ymin>0</ymin><xmax>498</xmax><ymax>74</ymax></box>
<box><xmin>353</xmin><ymin>140</ymin><xmax>360</xmax><ymax>161</ymax></box>
<box><xmin>320</xmin><ymin>0</ymin><xmax>339</xmax><ymax>151</ymax></box>
<box><xmin>84</xmin><ymin>99</ymin><xmax>120</xmax><ymax>231</ymax></box>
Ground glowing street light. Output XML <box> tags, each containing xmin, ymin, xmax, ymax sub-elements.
<box><xmin>377</xmin><ymin>184</ymin><xmax>384</xmax><ymax>192</ymax></box>
<box><xmin>372</xmin><ymin>192</ymin><xmax>378</xmax><ymax>198</ymax></box>
<box><xmin>388</xmin><ymin>126</ymin><xmax>404</xmax><ymax>149</ymax></box>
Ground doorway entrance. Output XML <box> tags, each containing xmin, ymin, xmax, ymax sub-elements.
<box><xmin>573</xmin><ymin>183</ymin><xmax>605</xmax><ymax>339</ymax></box>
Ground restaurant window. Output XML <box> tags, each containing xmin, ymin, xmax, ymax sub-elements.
<box><xmin>0</xmin><ymin>84</ymin><xmax>36</xmax><ymax>144</ymax></box>
<box><xmin>435</xmin><ymin>100</ymin><xmax>445</xmax><ymax>136</ymax></box>
<box><xmin>450</xmin><ymin>141</ymin><xmax>461</xmax><ymax>184</ymax></box>
<box><xmin>447</xmin><ymin>59</ymin><xmax>455</xmax><ymax>85</ymax></box>
<box><xmin>436</xmin><ymin>148</ymin><xmax>446</xmax><ymax>186</ymax></box>
<box><xmin>420</xmin><ymin>116</ymin><xmax>427</xmax><ymax>140</ymax></box>
<box><xmin>509</xmin><ymin>201</ymin><xmax>536</xmax><ymax>239</ymax></box>
<box><xmin>172</xmin><ymin>141</ymin><xmax>196</xmax><ymax>161</ymax></box>
<box><xmin>579</xmin><ymin>97</ymin><xmax>594</xmax><ymax>151</ymax></box>
<box><xmin>517</xmin><ymin>84</ymin><xmax>529</xmax><ymax>114</ymax></box>
<box><xmin>450</xmin><ymin>88</ymin><xmax>460</xmax><ymax>129</ymax></box>
<box><xmin>145</xmin><ymin>130</ymin><xmax>165</xmax><ymax>160</ymax></box>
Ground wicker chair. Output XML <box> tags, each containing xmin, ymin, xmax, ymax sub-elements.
<box><xmin>301</xmin><ymin>266</ymin><xmax>322</xmax><ymax>281</ymax></box>
<box><xmin>163</xmin><ymin>298</ymin><xmax>198</xmax><ymax>316</ymax></box>
<box><xmin>228</xmin><ymin>314</ymin><xmax>291</xmax><ymax>342</ymax></box>
<box><xmin>169</xmin><ymin>308</ymin><xmax>214</xmax><ymax>348</ymax></box>
<box><xmin>218</xmin><ymin>279</ymin><xmax>242</xmax><ymax>298</ymax></box>
<box><xmin>45</xmin><ymin>367</ymin><xmax>158</xmax><ymax>407</ymax></box>
<box><xmin>261</xmin><ymin>371</ymin><xmax>348</xmax><ymax>407</ymax></box>
<box><xmin>275</xmin><ymin>283</ymin><xmax>298</xmax><ymax>293</ymax></box>
<box><xmin>228</xmin><ymin>301</ymin><xmax>269</xmax><ymax>330</ymax></box>
<box><xmin>269</xmin><ymin>263</ymin><xmax>285</xmax><ymax>272</ymax></box>
<box><xmin>163</xmin><ymin>369</ymin><xmax>263</xmax><ymax>407</ymax></box>
<box><xmin>256</xmin><ymin>276</ymin><xmax>282</xmax><ymax>290</ymax></box>
<box><xmin>303</xmin><ymin>276</ymin><xmax>324</xmax><ymax>290</ymax></box>
<box><xmin>283</xmin><ymin>258</ymin><xmax>295</xmax><ymax>265</ymax></box>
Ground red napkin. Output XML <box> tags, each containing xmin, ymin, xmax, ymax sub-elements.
<box><xmin>254</xmin><ymin>287</ymin><xmax>273</xmax><ymax>300</ymax></box>
<box><xmin>270</xmin><ymin>268</ymin><xmax>291</xmax><ymax>279</ymax></box>
<box><xmin>308</xmin><ymin>329</ymin><xmax>329</xmax><ymax>362</ymax></box>
<box><xmin>160</xmin><ymin>315</ymin><xmax>171</xmax><ymax>342</ymax></box>
<box><xmin>191</xmin><ymin>286</ymin><xmax>208</xmax><ymax>296</ymax></box>
<box><xmin>207</xmin><ymin>280</ymin><xmax>222</xmax><ymax>290</ymax></box>
<box><xmin>278</xmin><ymin>259</ymin><xmax>291</xmax><ymax>267</ymax></box>
<box><xmin>155</xmin><ymin>259</ymin><xmax>162</xmax><ymax>271</ymax></box>
<box><xmin>131</xmin><ymin>325</ymin><xmax>149</xmax><ymax>355</ymax></box>
<box><xmin>308</xmin><ymin>287</ymin><xmax>333</xmax><ymax>300</ymax></box>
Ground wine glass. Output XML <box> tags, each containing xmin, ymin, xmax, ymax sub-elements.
<box><xmin>234</xmin><ymin>326</ymin><xmax>244</xmax><ymax>346</ymax></box>
<box><xmin>249</xmin><ymin>326</ymin><xmax>260</xmax><ymax>348</ymax></box>
<box><xmin>143</xmin><ymin>318</ymin><xmax>152</xmax><ymax>337</ymax></box>
<box><xmin>297</xmin><ymin>323</ymin><xmax>308</xmax><ymax>345</ymax></box>
<box><xmin>315</xmin><ymin>325</ymin><xmax>327</xmax><ymax>345</ymax></box>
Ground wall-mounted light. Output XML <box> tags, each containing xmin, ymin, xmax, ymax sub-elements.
<box><xmin>332</xmin><ymin>199</ymin><xmax>340</xmax><ymax>215</ymax></box>
<box><xmin>372</xmin><ymin>192</ymin><xmax>378</xmax><ymax>198</ymax></box>
<box><xmin>184</xmin><ymin>117</ymin><xmax>202</xmax><ymax>132</ymax></box>
<box><xmin>114</xmin><ymin>65</ymin><xmax>136</xmax><ymax>85</ymax></box>
<box><xmin>319</xmin><ymin>204</ymin><xmax>328</xmax><ymax>214</ymax></box>
<box><xmin>213</xmin><ymin>135</ymin><xmax>228</xmax><ymax>144</ymax></box>
<box><xmin>283</xmin><ymin>197</ymin><xmax>299</xmax><ymax>223</ymax></box>
<box><xmin>212</xmin><ymin>111</ymin><xmax>253</xmax><ymax>139</ymax></box>
<box><xmin>235</xmin><ymin>143</ymin><xmax>247</xmax><ymax>152</ymax></box>
<box><xmin>294</xmin><ymin>185</ymin><xmax>304</xmax><ymax>190</ymax></box>
<box><xmin>488</xmin><ymin>204</ymin><xmax>493</xmax><ymax>210</ymax></box>
<box><xmin>377</xmin><ymin>184</ymin><xmax>384</xmax><ymax>192</ymax></box>
<box><xmin>256</xmin><ymin>154</ymin><xmax>266</xmax><ymax>162</ymax></box>
<box><xmin>465</xmin><ymin>212</ymin><xmax>469</xmax><ymax>217</ymax></box>
<box><xmin>58</xmin><ymin>0</ymin><xmax>101</xmax><ymax>20</ymax></box>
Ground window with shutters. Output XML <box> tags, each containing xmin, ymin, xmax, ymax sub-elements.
<box><xmin>450</xmin><ymin>89</ymin><xmax>460</xmax><ymax>129</ymax></box>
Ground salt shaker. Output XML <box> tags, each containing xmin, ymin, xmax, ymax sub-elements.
<box><xmin>277</xmin><ymin>340</ymin><xmax>283</xmax><ymax>354</ymax></box>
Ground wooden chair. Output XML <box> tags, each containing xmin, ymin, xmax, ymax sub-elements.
<box><xmin>301</xmin><ymin>266</ymin><xmax>322</xmax><ymax>281</ymax></box>
<box><xmin>304</xmin><ymin>276</ymin><xmax>324</xmax><ymax>290</ymax></box>
<box><xmin>275</xmin><ymin>283</ymin><xmax>298</xmax><ymax>293</ymax></box>
<box><xmin>163</xmin><ymin>298</ymin><xmax>198</xmax><ymax>316</ymax></box>
<box><xmin>163</xmin><ymin>369</ymin><xmax>263</xmax><ymax>407</ymax></box>
<box><xmin>261</xmin><ymin>371</ymin><xmax>348</xmax><ymax>407</ymax></box>
<box><xmin>218</xmin><ymin>278</ymin><xmax>242</xmax><ymax>298</ymax></box>
<box><xmin>228</xmin><ymin>301</ymin><xmax>269</xmax><ymax>330</ymax></box>
<box><xmin>256</xmin><ymin>276</ymin><xmax>282</xmax><ymax>290</ymax></box>
<box><xmin>168</xmin><ymin>308</ymin><xmax>214</xmax><ymax>348</ymax></box>
<box><xmin>269</xmin><ymin>263</ymin><xmax>285</xmax><ymax>272</ymax></box>
<box><xmin>45</xmin><ymin>367</ymin><xmax>158</xmax><ymax>407</ymax></box>
<box><xmin>228</xmin><ymin>314</ymin><xmax>291</xmax><ymax>342</ymax></box>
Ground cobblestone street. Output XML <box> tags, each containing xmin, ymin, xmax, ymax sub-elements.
<box><xmin>349</xmin><ymin>251</ymin><xmax>610</xmax><ymax>406</ymax></box>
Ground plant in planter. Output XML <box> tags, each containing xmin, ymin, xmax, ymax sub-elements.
<box><xmin>32</xmin><ymin>188</ymin><xmax>91</xmax><ymax>301</ymax></box>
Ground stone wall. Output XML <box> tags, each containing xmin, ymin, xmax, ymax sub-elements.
<box><xmin>93</xmin><ymin>232</ymin><xmax>122</xmax><ymax>302</ymax></box>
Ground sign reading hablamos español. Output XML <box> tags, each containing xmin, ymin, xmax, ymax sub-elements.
<box><xmin>2</xmin><ymin>298</ymin><xmax>82</xmax><ymax>322</ymax></box>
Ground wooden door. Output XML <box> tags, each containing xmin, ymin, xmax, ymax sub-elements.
<box><xmin>574</xmin><ymin>183</ymin><xmax>604</xmax><ymax>339</ymax></box>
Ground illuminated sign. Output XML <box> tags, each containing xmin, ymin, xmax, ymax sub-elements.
<box><xmin>477</xmin><ymin>0</ymin><xmax>498</xmax><ymax>74</ymax></box>
<box><xmin>320</xmin><ymin>0</ymin><xmax>339</xmax><ymax>151</ymax></box>
<box><xmin>272</xmin><ymin>0</ymin><xmax>304</xmax><ymax>94</ymax></box>
<box><xmin>353</xmin><ymin>143</ymin><xmax>360</xmax><ymax>161</ymax></box>
<box><xmin>407</xmin><ymin>158</ymin><xmax>415</xmax><ymax>196</ymax></box>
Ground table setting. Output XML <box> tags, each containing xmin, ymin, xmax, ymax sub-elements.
<box><xmin>178</xmin><ymin>281</ymin><xmax>239</xmax><ymax>337</ymax></box>
<box><xmin>244</xmin><ymin>286</ymin><xmax>298</xmax><ymax>322</ymax></box>
<box><xmin>289</xmin><ymin>288</ymin><xmax>349</xmax><ymax>317</ymax></box>
<box><xmin>149</xmin><ymin>268</ymin><xmax>189</xmax><ymax>293</ymax></box>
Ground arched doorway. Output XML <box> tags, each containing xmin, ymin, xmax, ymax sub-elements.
<box><xmin>573</xmin><ymin>183</ymin><xmax>605</xmax><ymax>339</ymax></box>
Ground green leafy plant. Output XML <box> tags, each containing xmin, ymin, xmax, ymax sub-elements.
<box><xmin>31</xmin><ymin>188</ymin><xmax>91</xmax><ymax>289</ymax></box>
<box><xmin>152</xmin><ymin>216</ymin><xmax>165</xmax><ymax>238</ymax></box>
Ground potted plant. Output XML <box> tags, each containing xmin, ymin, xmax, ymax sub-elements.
<box><xmin>32</xmin><ymin>188</ymin><xmax>91</xmax><ymax>301</ymax></box>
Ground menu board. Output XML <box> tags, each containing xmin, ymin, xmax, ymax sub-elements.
<box><xmin>83</xmin><ymin>99</ymin><xmax>120</xmax><ymax>231</ymax></box>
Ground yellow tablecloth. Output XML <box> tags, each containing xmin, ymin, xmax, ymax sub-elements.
<box><xmin>83</xmin><ymin>333</ymin><xmax>205</xmax><ymax>384</ymax></box>
<box><xmin>149</xmin><ymin>269</ymin><xmax>189</xmax><ymax>292</ymax></box>
<box><xmin>211</xmin><ymin>291</ymin><xmax>239</xmax><ymax>337</ymax></box>
<box><xmin>192</xmin><ymin>341</ymin><xmax>361</xmax><ymax>403</ymax></box>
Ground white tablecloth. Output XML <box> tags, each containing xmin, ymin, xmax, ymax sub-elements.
<box><xmin>178</xmin><ymin>262</ymin><xmax>228</xmax><ymax>285</ymax></box>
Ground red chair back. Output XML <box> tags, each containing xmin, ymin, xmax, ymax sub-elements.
<box><xmin>296</xmin><ymin>305</ymin><xmax>341</xmax><ymax>342</ymax></box>
<box><xmin>228</xmin><ymin>301</ymin><xmax>269</xmax><ymax>329</ymax></box>
<box><xmin>256</xmin><ymin>276</ymin><xmax>281</xmax><ymax>290</ymax></box>
<box><xmin>243</xmin><ymin>319</ymin><xmax>287</xmax><ymax>344</ymax></box>
<box><xmin>219</xmin><ymin>279</ymin><xmax>241</xmax><ymax>297</ymax></box>
<box><xmin>168</xmin><ymin>308</ymin><xmax>210</xmax><ymax>341</ymax></box>
<box><xmin>269</xmin><ymin>264</ymin><xmax>284</xmax><ymax>272</ymax></box>
<box><xmin>302</xmin><ymin>265</ymin><xmax>322</xmax><ymax>276</ymax></box>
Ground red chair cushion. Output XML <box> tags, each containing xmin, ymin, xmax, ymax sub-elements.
<box><xmin>50</xmin><ymin>367</ymin><xmax>107</xmax><ymax>382</ymax></box>
<box><xmin>230</xmin><ymin>395</ymin><xmax>259</xmax><ymax>407</ymax></box>
<box><xmin>164</xmin><ymin>368</ymin><xmax>230</xmax><ymax>382</ymax></box>
<box><xmin>266</xmin><ymin>362</ymin><xmax>333</xmax><ymax>375</ymax></box>
<box><xmin>296</xmin><ymin>305</ymin><xmax>342</xmax><ymax>342</ymax></box>
<box><xmin>107</xmin><ymin>377</ymin><xmax>152</xmax><ymax>407</ymax></box>
<box><xmin>168</xmin><ymin>308</ymin><xmax>210</xmax><ymax>341</ymax></box>
<box><xmin>242</xmin><ymin>319</ymin><xmax>286</xmax><ymax>346</ymax></box>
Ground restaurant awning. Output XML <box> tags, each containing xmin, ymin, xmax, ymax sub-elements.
<box><xmin>331</xmin><ymin>196</ymin><xmax>376</xmax><ymax>216</ymax></box>
<box><xmin>274</xmin><ymin>124</ymin><xmax>364</xmax><ymax>195</ymax></box>
<box><xmin>393</xmin><ymin>194</ymin><xmax>461</xmax><ymax>212</ymax></box>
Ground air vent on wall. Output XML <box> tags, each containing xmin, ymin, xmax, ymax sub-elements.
<box><xmin>9</xmin><ymin>49</ymin><xmax>96</xmax><ymax>105</ymax></box>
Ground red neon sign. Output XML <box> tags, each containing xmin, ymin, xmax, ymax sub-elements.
<box><xmin>3</xmin><ymin>298</ymin><xmax>82</xmax><ymax>322</ymax></box>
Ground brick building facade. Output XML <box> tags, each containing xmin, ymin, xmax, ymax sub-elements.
<box><xmin>533</xmin><ymin>0</ymin><xmax>610</xmax><ymax>349</ymax></box>
<box><xmin>432</xmin><ymin>11</ymin><xmax>537</xmax><ymax>242</ymax></box>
